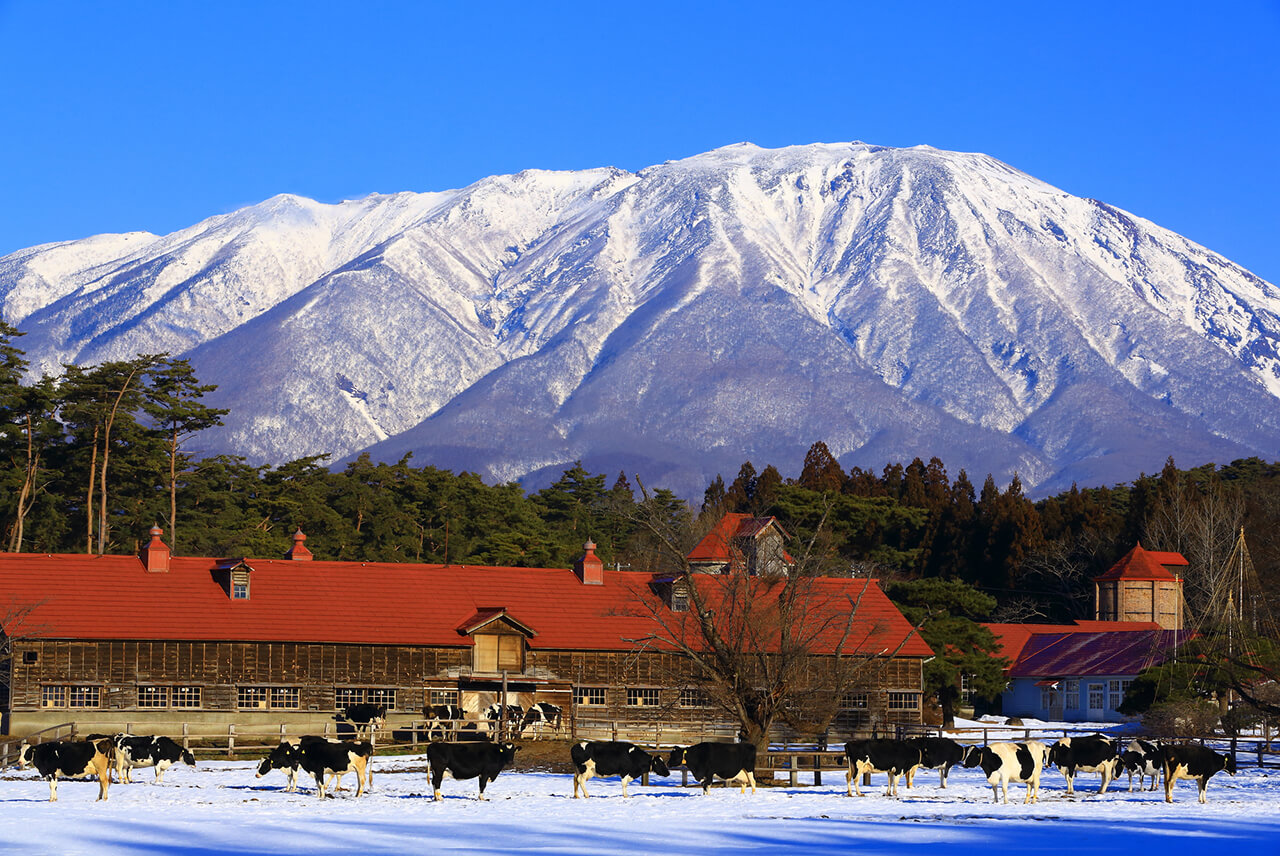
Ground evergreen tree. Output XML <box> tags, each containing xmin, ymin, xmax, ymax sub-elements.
<box><xmin>798</xmin><ymin>441</ymin><xmax>844</xmax><ymax>493</ymax></box>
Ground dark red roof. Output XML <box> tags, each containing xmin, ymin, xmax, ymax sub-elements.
<box><xmin>688</xmin><ymin>514</ymin><xmax>782</xmax><ymax>562</ymax></box>
<box><xmin>1095</xmin><ymin>544</ymin><xmax>1189</xmax><ymax>582</ymax></box>
<box><xmin>0</xmin><ymin>549</ymin><xmax>931</xmax><ymax>658</ymax></box>
<box><xmin>985</xmin><ymin>620</ymin><xmax>1161</xmax><ymax>668</ymax></box>
<box><xmin>1008</xmin><ymin>629</ymin><xmax>1193</xmax><ymax>678</ymax></box>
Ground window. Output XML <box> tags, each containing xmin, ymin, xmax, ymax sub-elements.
<box><xmin>680</xmin><ymin>688</ymin><xmax>711</xmax><ymax>708</ymax></box>
<box><xmin>1088</xmin><ymin>683</ymin><xmax>1106</xmax><ymax>712</ymax></box>
<box><xmin>575</xmin><ymin>686</ymin><xmax>606</xmax><ymax>707</ymax></box>
<box><xmin>627</xmin><ymin>688</ymin><xmax>661</xmax><ymax>707</ymax></box>
<box><xmin>840</xmin><ymin>691</ymin><xmax>869</xmax><ymax>710</ymax></box>
<box><xmin>335</xmin><ymin>687</ymin><xmax>397</xmax><ymax>710</ymax></box>
<box><xmin>1064</xmin><ymin>679</ymin><xmax>1080</xmax><ymax>710</ymax></box>
<box><xmin>239</xmin><ymin>687</ymin><xmax>269</xmax><ymax>709</ymax></box>
<box><xmin>671</xmin><ymin>591</ymin><xmax>689</xmax><ymax>612</ymax></box>
<box><xmin>22</xmin><ymin>651</ymin><xmax>38</xmax><ymax>664</ymax></box>
<box><xmin>887</xmin><ymin>692</ymin><xmax>920</xmax><ymax>711</ymax></box>
<box><xmin>429</xmin><ymin>689</ymin><xmax>459</xmax><ymax>707</ymax></box>
<box><xmin>69</xmin><ymin>686</ymin><xmax>101</xmax><ymax>708</ymax></box>
<box><xmin>138</xmin><ymin>686</ymin><xmax>170</xmax><ymax>709</ymax></box>
<box><xmin>173</xmin><ymin>686</ymin><xmax>202</xmax><ymax>709</ymax></box>
<box><xmin>1108</xmin><ymin>679</ymin><xmax>1132</xmax><ymax>711</ymax></box>
<box><xmin>1040</xmin><ymin>686</ymin><xmax>1059</xmax><ymax>711</ymax></box>
<box><xmin>41</xmin><ymin>686</ymin><xmax>67</xmax><ymax>708</ymax></box>
<box><xmin>232</xmin><ymin>582</ymin><xmax>249</xmax><ymax>599</ymax></box>
<box><xmin>473</xmin><ymin>634</ymin><xmax>523</xmax><ymax>673</ymax></box>
<box><xmin>271</xmin><ymin>687</ymin><xmax>300</xmax><ymax>709</ymax></box>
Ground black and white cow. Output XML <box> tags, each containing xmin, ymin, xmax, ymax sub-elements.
<box><xmin>903</xmin><ymin>736</ymin><xmax>968</xmax><ymax>789</ymax></box>
<box><xmin>423</xmin><ymin>704</ymin><xmax>466</xmax><ymax>741</ymax></box>
<box><xmin>426</xmin><ymin>741</ymin><xmax>521</xmax><ymax>800</ymax></box>
<box><xmin>520</xmin><ymin>703</ymin><xmax>562</xmax><ymax>740</ymax></box>
<box><xmin>843</xmin><ymin>739</ymin><xmax>922</xmax><ymax>797</ymax></box>
<box><xmin>299</xmin><ymin>738</ymin><xmax>374</xmax><ymax>799</ymax></box>
<box><xmin>1120</xmin><ymin>738</ymin><xmax>1165</xmax><ymax>792</ymax></box>
<box><xmin>336</xmin><ymin>703</ymin><xmax>387</xmax><ymax>737</ymax></box>
<box><xmin>1047</xmin><ymin>735</ymin><xmax>1120</xmax><ymax>795</ymax></box>
<box><xmin>668</xmin><ymin>742</ymin><xmax>757</xmax><ymax>795</ymax></box>
<box><xmin>484</xmin><ymin>703</ymin><xmax>523</xmax><ymax>729</ymax></box>
<box><xmin>113</xmin><ymin>735</ymin><xmax>196</xmax><ymax>783</ymax></box>
<box><xmin>961</xmin><ymin>741</ymin><xmax>1048</xmax><ymax>804</ymax></box>
<box><xmin>21</xmin><ymin>739</ymin><xmax>115</xmax><ymax>801</ymax></box>
<box><xmin>1162</xmin><ymin>743</ymin><xmax>1236</xmax><ymax>804</ymax></box>
<box><xmin>570</xmin><ymin>740</ymin><xmax>670</xmax><ymax>798</ymax></box>
<box><xmin>256</xmin><ymin>736</ymin><xmax>371</xmax><ymax>795</ymax></box>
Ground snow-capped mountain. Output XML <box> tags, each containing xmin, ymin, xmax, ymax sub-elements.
<box><xmin>3</xmin><ymin>142</ymin><xmax>1279</xmax><ymax>497</ymax></box>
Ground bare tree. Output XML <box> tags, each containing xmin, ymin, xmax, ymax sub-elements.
<box><xmin>0</xmin><ymin>599</ymin><xmax>47</xmax><ymax>703</ymax></box>
<box><xmin>626</xmin><ymin>482</ymin><xmax>923</xmax><ymax>751</ymax></box>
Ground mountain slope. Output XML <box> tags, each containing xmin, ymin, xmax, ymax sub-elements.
<box><xmin>2</xmin><ymin>142</ymin><xmax>1277</xmax><ymax>496</ymax></box>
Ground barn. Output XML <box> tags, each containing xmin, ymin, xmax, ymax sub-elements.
<box><xmin>0</xmin><ymin>523</ymin><xmax>931</xmax><ymax>739</ymax></box>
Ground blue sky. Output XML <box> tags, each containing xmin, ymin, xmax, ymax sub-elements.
<box><xmin>2</xmin><ymin>1</ymin><xmax>1278</xmax><ymax>283</ymax></box>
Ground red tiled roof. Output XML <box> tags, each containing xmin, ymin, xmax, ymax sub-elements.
<box><xmin>687</xmin><ymin>514</ymin><xmax>787</xmax><ymax>562</ymax></box>
<box><xmin>0</xmin><ymin>549</ymin><xmax>931</xmax><ymax>658</ymax></box>
<box><xmin>1008</xmin><ymin>629</ymin><xmax>1193</xmax><ymax>678</ymax></box>
<box><xmin>1094</xmin><ymin>544</ymin><xmax>1189</xmax><ymax>582</ymax></box>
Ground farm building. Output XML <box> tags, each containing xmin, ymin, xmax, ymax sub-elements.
<box><xmin>986</xmin><ymin>543</ymin><xmax>1191</xmax><ymax>722</ymax></box>
<box><xmin>0</xmin><ymin>522</ymin><xmax>931</xmax><ymax>739</ymax></box>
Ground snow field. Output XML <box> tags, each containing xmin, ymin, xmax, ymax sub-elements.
<box><xmin>0</xmin><ymin>752</ymin><xmax>1276</xmax><ymax>855</ymax></box>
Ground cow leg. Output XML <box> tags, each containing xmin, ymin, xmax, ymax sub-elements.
<box><xmin>573</xmin><ymin>772</ymin><xmax>589</xmax><ymax>798</ymax></box>
<box><xmin>1064</xmin><ymin>771</ymin><xmax>1075</xmax><ymax>795</ymax></box>
<box><xmin>48</xmin><ymin>777</ymin><xmax>58</xmax><ymax>802</ymax></box>
<box><xmin>97</xmin><ymin>760</ymin><xmax>111</xmax><ymax>802</ymax></box>
<box><xmin>315</xmin><ymin>772</ymin><xmax>328</xmax><ymax>799</ymax></box>
<box><xmin>477</xmin><ymin>776</ymin><xmax>489</xmax><ymax>800</ymax></box>
<box><xmin>622</xmin><ymin>774</ymin><xmax>634</xmax><ymax>797</ymax></box>
<box><xmin>157</xmin><ymin>760</ymin><xmax>172</xmax><ymax>784</ymax></box>
<box><xmin>940</xmin><ymin>764</ymin><xmax>949</xmax><ymax>789</ymax></box>
<box><xmin>1099</xmin><ymin>764</ymin><xmax>1112</xmax><ymax>794</ymax></box>
<box><xmin>886</xmin><ymin>772</ymin><xmax>899</xmax><ymax>798</ymax></box>
<box><xmin>845</xmin><ymin>763</ymin><xmax>855</xmax><ymax>797</ymax></box>
<box><xmin>353</xmin><ymin>757</ymin><xmax>368</xmax><ymax>798</ymax></box>
<box><xmin>1197</xmin><ymin>777</ymin><xmax>1207</xmax><ymax>804</ymax></box>
<box><xmin>746</xmin><ymin>771</ymin><xmax>756</xmax><ymax>795</ymax></box>
<box><xmin>1164</xmin><ymin>765</ymin><xmax>1181</xmax><ymax>803</ymax></box>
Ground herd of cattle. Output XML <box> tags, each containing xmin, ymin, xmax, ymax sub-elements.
<box><xmin>11</xmin><ymin>728</ymin><xmax>1237</xmax><ymax>806</ymax></box>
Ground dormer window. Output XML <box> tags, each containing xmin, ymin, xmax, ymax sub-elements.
<box><xmin>457</xmin><ymin>608</ymin><xmax>537</xmax><ymax>675</ymax></box>
<box><xmin>233</xmin><ymin>581</ymin><xmax>249</xmax><ymax>599</ymax></box>
<box><xmin>216</xmin><ymin>559</ymin><xmax>255</xmax><ymax>600</ymax></box>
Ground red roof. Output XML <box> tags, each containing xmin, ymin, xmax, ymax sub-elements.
<box><xmin>688</xmin><ymin>514</ymin><xmax>780</xmax><ymax>562</ymax></box>
<box><xmin>1009</xmin><ymin>629</ymin><xmax>1192</xmax><ymax>678</ymax></box>
<box><xmin>985</xmin><ymin>620</ymin><xmax>1161</xmax><ymax>668</ymax></box>
<box><xmin>0</xmin><ymin>548</ymin><xmax>930</xmax><ymax>658</ymax></box>
<box><xmin>1094</xmin><ymin>544</ymin><xmax>1189</xmax><ymax>582</ymax></box>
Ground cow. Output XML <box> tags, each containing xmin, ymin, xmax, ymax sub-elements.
<box><xmin>903</xmin><ymin>736</ymin><xmax>968</xmax><ymax>789</ymax></box>
<box><xmin>256</xmin><ymin>736</ymin><xmax>371</xmax><ymax>795</ymax></box>
<box><xmin>423</xmin><ymin>704</ymin><xmax>466</xmax><ymax>741</ymax></box>
<box><xmin>570</xmin><ymin>740</ymin><xmax>670</xmax><ymax>798</ymax></box>
<box><xmin>113</xmin><ymin>735</ymin><xmax>196</xmax><ymax>783</ymax></box>
<box><xmin>520</xmin><ymin>703</ymin><xmax>562</xmax><ymax>740</ymax></box>
<box><xmin>21</xmin><ymin>739</ymin><xmax>115</xmax><ymax>801</ymax></box>
<box><xmin>843</xmin><ymin>739</ymin><xmax>922</xmax><ymax>797</ymax></box>
<box><xmin>1120</xmin><ymin>738</ymin><xmax>1165</xmax><ymax>792</ymax></box>
<box><xmin>336</xmin><ymin>703</ymin><xmax>386</xmax><ymax>737</ymax></box>
<box><xmin>1162</xmin><ymin>743</ymin><xmax>1236</xmax><ymax>804</ymax></box>
<box><xmin>1047</xmin><ymin>735</ymin><xmax>1120</xmax><ymax>795</ymax></box>
<box><xmin>961</xmin><ymin>741</ymin><xmax>1048</xmax><ymax>804</ymax></box>
<box><xmin>299</xmin><ymin>738</ymin><xmax>374</xmax><ymax>798</ymax></box>
<box><xmin>426</xmin><ymin>741</ymin><xmax>520</xmax><ymax>800</ymax></box>
<box><xmin>484</xmin><ymin>703</ymin><xmax>523</xmax><ymax>730</ymax></box>
<box><xmin>667</xmin><ymin>742</ymin><xmax>757</xmax><ymax>795</ymax></box>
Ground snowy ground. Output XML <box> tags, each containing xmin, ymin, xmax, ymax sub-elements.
<box><xmin>1</xmin><ymin>747</ymin><xmax>1276</xmax><ymax>856</ymax></box>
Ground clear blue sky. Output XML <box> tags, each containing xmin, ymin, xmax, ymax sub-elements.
<box><xmin>2</xmin><ymin>1</ymin><xmax>1278</xmax><ymax>283</ymax></box>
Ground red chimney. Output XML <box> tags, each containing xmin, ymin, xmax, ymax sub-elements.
<box><xmin>574</xmin><ymin>540</ymin><xmax>604</xmax><ymax>585</ymax></box>
<box><xmin>286</xmin><ymin>529</ymin><xmax>314</xmax><ymax>561</ymax></box>
<box><xmin>141</xmin><ymin>525</ymin><xmax>170</xmax><ymax>573</ymax></box>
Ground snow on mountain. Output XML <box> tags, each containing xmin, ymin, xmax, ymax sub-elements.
<box><xmin>2</xmin><ymin>142</ymin><xmax>1278</xmax><ymax>497</ymax></box>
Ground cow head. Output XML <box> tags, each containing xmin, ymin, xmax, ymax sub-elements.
<box><xmin>256</xmin><ymin>743</ymin><xmax>299</xmax><ymax>778</ymax></box>
<box><xmin>668</xmin><ymin>747</ymin><xmax>687</xmax><ymax>769</ymax></box>
<box><xmin>181</xmin><ymin>748</ymin><xmax>197</xmax><ymax>767</ymax></box>
<box><xmin>1047</xmin><ymin>741</ymin><xmax>1069</xmax><ymax>768</ymax></box>
<box><xmin>649</xmin><ymin>753</ymin><xmax>671</xmax><ymax>777</ymax></box>
<box><xmin>16</xmin><ymin>741</ymin><xmax>32</xmax><ymax>769</ymax></box>
<box><xmin>959</xmin><ymin>744</ymin><xmax>983</xmax><ymax>768</ymax></box>
<box><xmin>1223</xmin><ymin>753</ymin><xmax>1237</xmax><ymax>776</ymax></box>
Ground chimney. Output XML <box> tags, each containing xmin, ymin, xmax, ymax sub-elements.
<box><xmin>574</xmin><ymin>540</ymin><xmax>604</xmax><ymax>585</ymax></box>
<box><xmin>286</xmin><ymin>529</ymin><xmax>314</xmax><ymax>561</ymax></box>
<box><xmin>140</xmin><ymin>525</ymin><xmax>170</xmax><ymax>573</ymax></box>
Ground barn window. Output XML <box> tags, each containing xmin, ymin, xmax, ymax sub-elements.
<box><xmin>271</xmin><ymin>687</ymin><xmax>300</xmax><ymax>709</ymax></box>
<box><xmin>336</xmin><ymin>687</ymin><xmax>397</xmax><ymax>710</ymax></box>
<box><xmin>679</xmin><ymin>688</ymin><xmax>711</xmax><ymax>708</ymax></box>
<box><xmin>138</xmin><ymin>686</ymin><xmax>170</xmax><ymax>708</ymax></box>
<box><xmin>575</xmin><ymin>686</ymin><xmax>606</xmax><ymax>707</ymax></box>
<box><xmin>626</xmin><ymin>688</ymin><xmax>661</xmax><ymax>707</ymax></box>
<box><xmin>239</xmin><ymin>687</ymin><xmax>268</xmax><ymax>709</ymax></box>
<box><xmin>473</xmin><ymin>634</ymin><xmax>523</xmax><ymax>673</ymax></box>
<box><xmin>69</xmin><ymin>686</ymin><xmax>101</xmax><ymax>708</ymax></box>
<box><xmin>1064</xmin><ymin>679</ymin><xmax>1080</xmax><ymax>710</ymax></box>
<box><xmin>232</xmin><ymin>582</ymin><xmax>249</xmax><ymax>599</ymax></box>
<box><xmin>22</xmin><ymin>651</ymin><xmax>37</xmax><ymax>664</ymax></box>
<box><xmin>41</xmin><ymin>686</ymin><xmax>67</xmax><ymax>708</ymax></box>
<box><xmin>430</xmin><ymin>689</ymin><xmax>460</xmax><ymax>707</ymax></box>
<box><xmin>839</xmin><ymin>691</ymin><xmax>869</xmax><ymax>710</ymax></box>
<box><xmin>173</xmin><ymin>686</ymin><xmax>202</xmax><ymax>709</ymax></box>
<box><xmin>887</xmin><ymin>691</ymin><xmax>919</xmax><ymax>711</ymax></box>
<box><xmin>1108</xmin><ymin>679</ymin><xmax>1131</xmax><ymax>711</ymax></box>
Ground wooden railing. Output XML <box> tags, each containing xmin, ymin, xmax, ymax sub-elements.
<box><xmin>0</xmin><ymin>721</ymin><xmax>76</xmax><ymax>767</ymax></box>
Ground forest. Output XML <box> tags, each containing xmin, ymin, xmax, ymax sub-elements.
<box><xmin>3</xmin><ymin>319</ymin><xmax>1280</xmax><ymax>633</ymax></box>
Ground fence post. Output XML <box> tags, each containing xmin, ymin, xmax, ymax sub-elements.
<box><xmin>227</xmin><ymin>724</ymin><xmax>236</xmax><ymax>759</ymax></box>
<box><xmin>789</xmin><ymin>754</ymin><xmax>798</xmax><ymax>787</ymax></box>
<box><xmin>182</xmin><ymin>722</ymin><xmax>189</xmax><ymax>751</ymax></box>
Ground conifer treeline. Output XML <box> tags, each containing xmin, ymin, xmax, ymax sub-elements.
<box><xmin>3</xmin><ymin>323</ymin><xmax>1278</xmax><ymax>622</ymax></box>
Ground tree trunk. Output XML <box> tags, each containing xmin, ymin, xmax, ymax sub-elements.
<box><xmin>85</xmin><ymin>425</ymin><xmax>99</xmax><ymax>554</ymax></box>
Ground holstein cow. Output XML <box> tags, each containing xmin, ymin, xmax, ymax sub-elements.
<box><xmin>256</xmin><ymin>736</ymin><xmax>372</xmax><ymax>795</ymax></box>
<box><xmin>570</xmin><ymin>740</ymin><xmax>670</xmax><ymax>798</ymax></box>
<box><xmin>257</xmin><ymin>740</ymin><xmax>305</xmax><ymax>792</ymax></box>
<box><xmin>336</xmin><ymin>703</ymin><xmax>386</xmax><ymax>737</ymax></box>
<box><xmin>961</xmin><ymin>741</ymin><xmax>1049</xmax><ymax>804</ymax></box>
<box><xmin>21</xmin><ymin>739</ymin><xmax>115</xmax><ymax>802</ymax></box>
<box><xmin>300</xmin><ymin>738</ymin><xmax>374</xmax><ymax>799</ymax></box>
<box><xmin>1047</xmin><ymin>735</ymin><xmax>1120</xmax><ymax>795</ymax></box>
<box><xmin>427</xmin><ymin>741</ymin><xmax>521</xmax><ymax>800</ymax></box>
<box><xmin>668</xmin><ymin>742</ymin><xmax>757</xmax><ymax>795</ymax></box>
<box><xmin>903</xmin><ymin>736</ymin><xmax>968</xmax><ymax>789</ymax></box>
<box><xmin>1162</xmin><ymin>743</ymin><xmax>1236</xmax><ymax>804</ymax></box>
<box><xmin>423</xmin><ymin>704</ymin><xmax>466</xmax><ymax>741</ymax></box>
<box><xmin>113</xmin><ymin>735</ymin><xmax>196</xmax><ymax>783</ymax></box>
<box><xmin>843</xmin><ymin>739</ymin><xmax>922</xmax><ymax>797</ymax></box>
<box><xmin>484</xmin><ymin>703</ymin><xmax>524</xmax><ymax>734</ymax></box>
<box><xmin>520</xmin><ymin>703</ymin><xmax>562</xmax><ymax>740</ymax></box>
<box><xmin>1120</xmin><ymin>738</ymin><xmax>1165</xmax><ymax>792</ymax></box>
